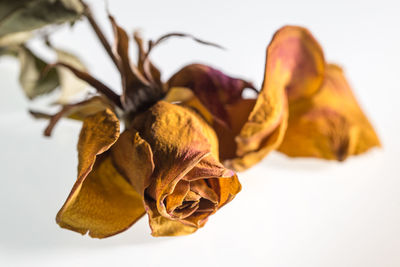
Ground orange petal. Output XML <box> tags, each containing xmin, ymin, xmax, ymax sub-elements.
<box><xmin>218</xmin><ymin>26</ymin><xmax>323</xmax><ymax>171</ymax></box>
<box><xmin>146</xmin><ymin>201</ymin><xmax>197</xmax><ymax>237</ymax></box>
<box><xmin>208</xmin><ymin>174</ymin><xmax>241</xmax><ymax>208</ymax></box>
<box><xmin>111</xmin><ymin>129</ymin><xmax>154</xmax><ymax>195</ymax></box>
<box><xmin>165</xmin><ymin>180</ymin><xmax>191</xmax><ymax>215</ymax></box>
<box><xmin>278</xmin><ymin>64</ymin><xmax>381</xmax><ymax>160</ymax></box>
<box><xmin>56</xmin><ymin>109</ymin><xmax>145</xmax><ymax>238</ymax></box>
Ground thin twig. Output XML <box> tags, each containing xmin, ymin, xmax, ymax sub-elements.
<box><xmin>142</xmin><ymin>32</ymin><xmax>225</xmax><ymax>72</ymax></box>
<box><xmin>80</xmin><ymin>1</ymin><xmax>120</xmax><ymax>72</ymax></box>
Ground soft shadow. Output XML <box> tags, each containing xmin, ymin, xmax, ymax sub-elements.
<box><xmin>258</xmin><ymin>152</ymin><xmax>337</xmax><ymax>172</ymax></box>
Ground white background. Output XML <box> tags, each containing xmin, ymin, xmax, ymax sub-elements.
<box><xmin>1</xmin><ymin>0</ymin><xmax>399</xmax><ymax>266</ymax></box>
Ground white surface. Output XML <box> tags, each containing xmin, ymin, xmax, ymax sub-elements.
<box><xmin>1</xmin><ymin>0</ymin><xmax>399</xmax><ymax>266</ymax></box>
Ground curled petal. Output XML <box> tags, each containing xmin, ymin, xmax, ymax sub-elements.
<box><xmin>278</xmin><ymin>64</ymin><xmax>381</xmax><ymax>160</ymax></box>
<box><xmin>56</xmin><ymin>109</ymin><xmax>145</xmax><ymax>238</ymax></box>
<box><xmin>234</xmin><ymin>26</ymin><xmax>325</xmax><ymax>164</ymax></box>
<box><xmin>269</xmin><ymin>26</ymin><xmax>325</xmax><ymax>102</ymax></box>
<box><xmin>208</xmin><ymin>174</ymin><xmax>241</xmax><ymax>208</ymax></box>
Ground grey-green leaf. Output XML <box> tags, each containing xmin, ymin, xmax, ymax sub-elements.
<box><xmin>18</xmin><ymin>46</ymin><xmax>60</xmax><ymax>99</ymax></box>
<box><xmin>0</xmin><ymin>0</ymin><xmax>84</xmax><ymax>37</ymax></box>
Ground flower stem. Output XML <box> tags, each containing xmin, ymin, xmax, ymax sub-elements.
<box><xmin>81</xmin><ymin>1</ymin><xmax>121</xmax><ymax>72</ymax></box>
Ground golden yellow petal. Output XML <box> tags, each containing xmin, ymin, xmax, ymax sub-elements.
<box><xmin>208</xmin><ymin>174</ymin><xmax>242</xmax><ymax>208</ymax></box>
<box><xmin>146</xmin><ymin>201</ymin><xmax>198</xmax><ymax>237</ymax></box>
<box><xmin>224</xmin><ymin>108</ymin><xmax>288</xmax><ymax>171</ymax></box>
<box><xmin>56</xmin><ymin>155</ymin><xmax>145</xmax><ymax>238</ymax></box>
<box><xmin>111</xmin><ymin>129</ymin><xmax>154</xmax><ymax>195</ymax></box>
<box><xmin>184</xmin><ymin>155</ymin><xmax>234</xmax><ymax>181</ymax></box>
<box><xmin>163</xmin><ymin>87</ymin><xmax>195</xmax><ymax>104</ymax></box>
<box><xmin>278</xmin><ymin>64</ymin><xmax>381</xmax><ymax>160</ymax></box>
<box><xmin>213</xmin><ymin>99</ymin><xmax>256</xmax><ymax>161</ymax></box>
<box><xmin>56</xmin><ymin>110</ymin><xmax>145</xmax><ymax>238</ymax></box>
<box><xmin>76</xmin><ymin>109</ymin><xmax>120</xmax><ymax>179</ymax></box>
<box><xmin>165</xmin><ymin>180</ymin><xmax>191</xmax><ymax>214</ymax></box>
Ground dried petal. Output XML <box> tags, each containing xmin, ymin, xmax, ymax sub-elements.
<box><xmin>17</xmin><ymin>46</ymin><xmax>59</xmax><ymax>99</ymax></box>
<box><xmin>230</xmin><ymin>26</ymin><xmax>324</xmax><ymax>170</ymax></box>
<box><xmin>56</xmin><ymin>109</ymin><xmax>145</xmax><ymax>238</ymax></box>
<box><xmin>146</xmin><ymin>201</ymin><xmax>198</xmax><ymax>237</ymax></box>
<box><xmin>111</xmin><ymin>129</ymin><xmax>154</xmax><ymax>195</ymax></box>
<box><xmin>278</xmin><ymin>64</ymin><xmax>381</xmax><ymax>160</ymax></box>
<box><xmin>168</xmin><ymin>64</ymin><xmax>255</xmax><ymax>127</ymax></box>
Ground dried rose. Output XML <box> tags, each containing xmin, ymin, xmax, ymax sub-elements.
<box><xmin>22</xmin><ymin>3</ymin><xmax>379</xmax><ymax>239</ymax></box>
<box><xmin>51</xmin><ymin>14</ymin><xmax>239</xmax><ymax>237</ymax></box>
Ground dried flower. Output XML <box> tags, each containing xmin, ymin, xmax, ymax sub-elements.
<box><xmin>1</xmin><ymin>1</ymin><xmax>380</xmax><ymax>239</ymax></box>
<box><xmin>49</xmin><ymin>14</ymin><xmax>240</xmax><ymax>237</ymax></box>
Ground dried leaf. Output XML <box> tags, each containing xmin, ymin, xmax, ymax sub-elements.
<box><xmin>108</xmin><ymin>15</ymin><xmax>163</xmax><ymax>114</ymax></box>
<box><xmin>0</xmin><ymin>0</ymin><xmax>84</xmax><ymax>36</ymax></box>
<box><xmin>133</xmin><ymin>31</ymin><xmax>162</xmax><ymax>87</ymax></box>
<box><xmin>108</xmin><ymin>15</ymin><xmax>147</xmax><ymax>111</ymax></box>
<box><xmin>56</xmin><ymin>109</ymin><xmax>146</xmax><ymax>238</ymax></box>
<box><xmin>17</xmin><ymin>46</ymin><xmax>59</xmax><ymax>99</ymax></box>
<box><xmin>0</xmin><ymin>31</ymin><xmax>32</xmax><ymax>47</ymax></box>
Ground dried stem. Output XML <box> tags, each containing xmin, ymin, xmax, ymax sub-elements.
<box><xmin>81</xmin><ymin>1</ymin><xmax>120</xmax><ymax>72</ymax></box>
<box><xmin>52</xmin><ymin>63</ymin><xmax>123</xmax><ymax>109</ymax></box>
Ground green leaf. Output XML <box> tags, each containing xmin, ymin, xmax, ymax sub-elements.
<box><xmin>0</xmin><ymin>0</ymin><xmax>84</xmax><ymax>37</ymax></box>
